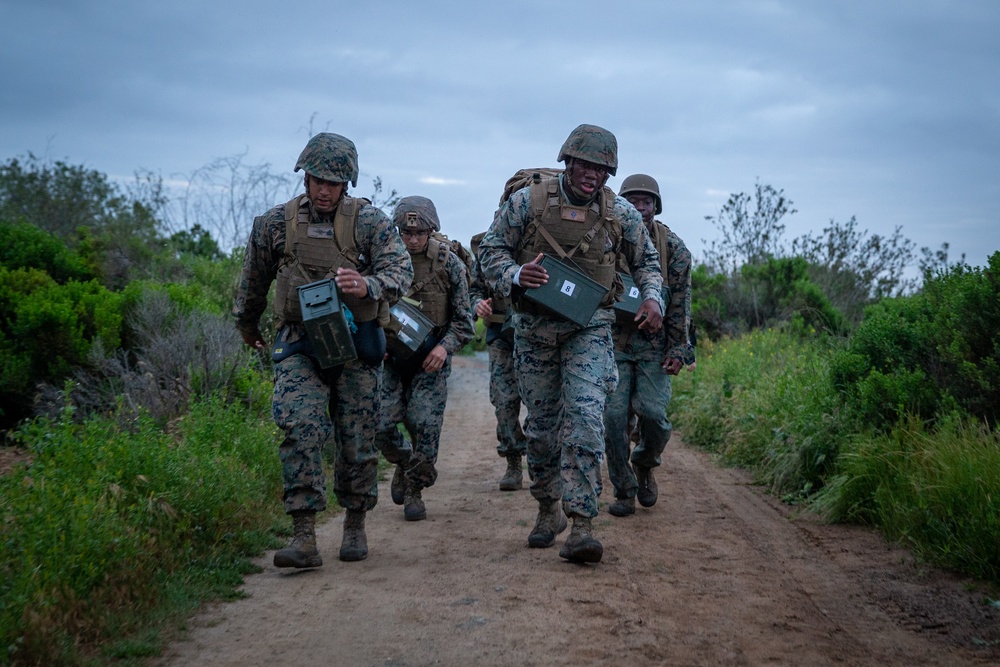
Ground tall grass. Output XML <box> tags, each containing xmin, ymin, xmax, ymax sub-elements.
<box><xmin>671</xmin><ymin>329</ymin><xmax>847</xmax><ymax>499</ymax></box>
<box><xmin>672</xmin><ymin>328</ymin><xmax>1000</xmax><ymax>584</ymax></box>
<box><xmin>813</xmin><ymin>416</ymin><xmax>1000</xmax><ymax>581</ymax></box>
<box><xmin>1</xmin><ymin>388</ymin><xmax>285</xmax><ymax>666</ymax></box>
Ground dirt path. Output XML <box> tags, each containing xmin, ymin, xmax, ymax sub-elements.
<box><xmin>152</xmin><ymin>355</ymin><xmax>1000</xmax><ymax>666</ymax></box>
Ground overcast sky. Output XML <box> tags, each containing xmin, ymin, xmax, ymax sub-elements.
<box><xmin>2</xmin><ymin>0</ymin><xmax>998</xmax><ymax>272</ymax></box>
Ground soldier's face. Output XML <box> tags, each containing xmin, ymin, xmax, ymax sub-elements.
<box><xmin>401</xmin><ymin>228</ymin><xmax>431</xmax><ymax>254</ymax></box>
<box><xmin>565</xmin><ymin>158</ymin><xmax>609</xmax><ymax>200</ymax></box>
<box><xmin>306</xmin><ymin>174</ymin><xmax>345</xmax><ymax>214</ymax></box>
<box><xmin>626</xmin><ymin>193</ymin><xmax>657</xmax><ymax>224</ymax></box>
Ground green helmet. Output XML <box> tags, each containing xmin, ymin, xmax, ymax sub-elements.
<box><xmin>294</xmin><ymin>133</ymin><xmax>359</xmax><ymax>187</ymax></box>
<box><xmin>619</xmin><ymin>173</ymin><xmax>663</xmax><ymax>215</ymax></box>
<box><xmin>393</xmin><ymin>195</ymin><xmax>440</xmax><ymax>232</ymax></box>
<box><xmin>557</xmin><ymin>124</ymin><xmax>618</xmax><ymax>176</ymax></box>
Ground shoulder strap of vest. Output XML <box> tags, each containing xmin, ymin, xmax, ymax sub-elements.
<box><xmin>283</xmin><ymin>194</ymin><xmax>310</xmax><ymax>261</ymax></box>
<box><xmin>334</xmin><ymin>196</ymin><xmax>360</xmax><ymax>266</ymax></box>
<box><xmin>520</xmin><ymin>176</ymin><xmax>560</xmax><ymax>255</ymax></box>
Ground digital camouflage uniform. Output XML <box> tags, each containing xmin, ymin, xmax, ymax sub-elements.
<box><xmin>477</xmin><ymin>178</ymin><xmax>663</xmax><ymax>520</ymax></box>
<box><xmin>376</xmin><ymin>201</ymin><xmax>475</xmax><ymax>500</ymax></box>
<box><xmin>468</xmin><ymin>240</ymin><xmax>526</xmax><ymax>463</ymax></box>
<box><xmin>233</xmin><ymin>194</ymin><xmax>412</xmax><ymax>516</ymax></box>
<box><xmin>605</xmin><ymin>218</ymin><xmax>694</xmax><ymax>503</ymax></box>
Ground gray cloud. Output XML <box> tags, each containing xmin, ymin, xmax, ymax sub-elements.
<box><xmin>1</xmin><ymin>0</ymin><xmax>997</xmax><ymax>270</ymax></box>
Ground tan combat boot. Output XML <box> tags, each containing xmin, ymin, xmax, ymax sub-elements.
<box><xmin>339</xmin><ymin>509</ymin><xmax>368</xmax><ymax>562</ymax></box>
<box><xmin>403</xmin><ymin>487</ymin><xmax>426</xmax><ymax>521</ymax></box>
<box><xmin>559</xmin><ymin>515</ymin><xmax>604</xmax><ymax>563</ymax></box>
<box><xmin>498</xmin><ymin>454</ymin><xmax>523</xmax><ymax>491</ymax></box>
<box><xmin>635</xmin><ymin>465</ymin><xmax>658</xmax><ymax>507</ymax></box>
<box><xmin>608</xmin><ymin>496</ymin><xmax>635</xmax><ymax>517</ymax></box>
<box><xmin>390</xmin><ymin>463</ymin><xmax>406</xmax><ymax>505</ymax></box>
<box><xmin>527</xmin><ymin>499</ymin><xmax>568</xmax><ymax>548</ymax></box>
<box><xmin>273</xmin><ymin>510</ymin><xmax>322</xmax><ymax>568</ymax></box>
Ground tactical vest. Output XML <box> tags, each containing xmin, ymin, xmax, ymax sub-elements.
<box><xmin>471</xmin><ymin>230</ymin><xmax>511</xmax><ymax>325</ymax></box>
<box><xmin>274</xmin><ymin>194</ymin><xmax>381</xmax><ymax>324</ymax></box>
<box><xmin>516</xmin><ymin>176</ymin><xmax>623</xmax><ymax>308</ymax></box>
<box><xmin>618</xmin><ymin>219</ymin><xmax>671</xmax><ymax>285</ymax></box>
<box><xmin>407</xmin><ymin>236</ymin><xmax>452</xmax><ymax>327</ymax></box>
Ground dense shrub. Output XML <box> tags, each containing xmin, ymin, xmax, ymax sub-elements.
<box><xmin>832</xmin><ymin>252</ymin><xmax>1000</xmax><ymax>427</ymax></box>
<box><xmin>0</xmin><ymin>392</ymin><xmax>281</xmax><ymax>665</ymax></box>
<box><xmin>0</xmin><ymin>267</ymin><xmax>123</xmax><ymax>427</ymax></box>
<box><xmin>0</xmin><ymin>221</ymin><xmax>96</xmax><ymax>283</ymax></box>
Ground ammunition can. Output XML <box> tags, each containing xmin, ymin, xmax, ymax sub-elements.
<box><xmin>522</xmin><ymin>254</ymin><xmax>608</xmax><ymax>327</ymax></box>
<box><xmin>387</xmin><ymin>299</ymin><xmax>435</xmax><ymax>359</ymax></box>
<box><xmin>614</xmin><ymin>273</ymin><xmax>642</xmax><ymax>317</ymax></box>
<box><xmin>298</xmin><ymin>279</ymin><xmax>357</xmax><ymax>368</ymax></box>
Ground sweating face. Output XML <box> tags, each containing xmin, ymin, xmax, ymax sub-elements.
<box><xmin>564</xmin><ymin>158</ymin><xmax>609</xmax><ymax>200</ymax></box>
<box><xmin>625</xmin><ymin>193</ymin><xmax>657</xmax><ymax>224</ymax></box>
<box><xmin>306</xmin><ymin>174</ymin><xmax>345</xmax><ymax>214</ymax></box>
<box><xmin>400</xmin><ymin>228</ymin><xmax>431</xmax><ymax>254</ymax></box>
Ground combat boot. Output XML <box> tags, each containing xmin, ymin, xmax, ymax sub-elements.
<box><xmin>403</xmin><ymin>487</ymin><xmax>426</xmax><ymax>521</ymax></box>
<box><xmin>273</xmin><ymin>510</ymin><xmax>322</xmax><ymax>568</ymax></box>
<box><xmin>608</xmin><ymin>496</ymin><xmax>635</xmax><ymax>517</ymax></box>
<box><xmin>559</xmin><ymin>515</ymin><xmax>603</xmax><ymax>563</ymax></box>
<box><xmin>635</xmin><ymin>465</ymin><xmax>658</xmax><ymax>507</ymax></box>
<box><xmin>339</xmin><ymin>509</ymin><xmax>368</xmax><ymax>562</ymax></box>
<box><xmin>527</xmin><ymin>499</ymin><xmax>568</xmax><ymax>548</ymax></box>
<box><xmin>390</xmin><ymin>463</ymin><xmax>406</xmax><ymax>505</ymax></box>
<box><xmin>498</xmin><ymin>454</ymin><xmax>523</xmax><ymax>491</ymax></box>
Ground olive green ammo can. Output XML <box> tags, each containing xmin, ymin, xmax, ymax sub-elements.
<box><xmin>522</xmin><ymin>254</ymin><xmax>608</xmax><ymax>327</ymax></box>
<box><xmin>614</xmin><ymin>273</ymin><xmax>642</xmax><ymax>317</ymax></box>
<box><xmin>387</xmin><ymin>299</ymin><xmax>435</xmax><ymax>359</ymax></box>
<box><xmin>298</xmin><ymin>279</ymin><xmax>357</xmax><ymax>368</ymax></box>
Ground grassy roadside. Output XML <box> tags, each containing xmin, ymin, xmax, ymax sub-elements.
<box><xmin>671</xmin><ymin>328</ymin><xmax>1000</xmax><ymax>584</ymax></box>
<box><xmin>1</xmin><ymin>387</ymin><xmax>287</xmax><ymax>666</ymax></box>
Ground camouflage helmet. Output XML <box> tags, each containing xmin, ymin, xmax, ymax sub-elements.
<box><xmin>619</xmin><ymin>173</ymin><xmax>663</xmax><ymax>215</ymax></box>
<box><xmin>393</xmin><ymin>195</ymin><xmax>440</xmax><ymax>232</ymax></box>
<box><xmin>557</xmin><ymin>124</ymin><xmax>618</xmax><ymax>176</ymax></box>
<box><xmin>294</xmin><ymin>133</ymin><xmax>359</xmax><ymax>187</ymax></box>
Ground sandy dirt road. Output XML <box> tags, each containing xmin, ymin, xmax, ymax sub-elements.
<box><xmin>152</xmin><ymin>354</ymin><xmax>999</xmax><ymax>666</ymax></box>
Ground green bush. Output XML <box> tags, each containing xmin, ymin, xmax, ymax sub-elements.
<box><xmin>671</xmin><ymin>329</ymin><xmax>848</xmax><ymax>498</ymax></box>
<box><xmin>0</xmin><ymin>393</ymin><xmax>283</xmax><ymax>665</ymax></box>
<box><xmin>0</xmin><ymin>221</ymin><xmax>96</xmax><ymax>283</ymax></box>
<box><xmin>832</xmin><ymin>252</ymin><xmax>1000</xmax><ymax>427</ymax></box>
<box><xmin>0</xmin><ymin>267</ymin><xmax>123</xmax><ymax>426</ymax></box>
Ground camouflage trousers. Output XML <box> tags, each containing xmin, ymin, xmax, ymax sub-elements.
<box><xmin>271</xmin><ymin>353</ymin><xmax>381</xmax><ymax>515</ymax></box>
<box><xmin>374</xmin><ymin>355</ymin><xmax>452</xmax><ymax>490</ymax></box>
<box><xmin>604</xmin><ymin>353</ymin><xmax>673</xmax><ymax>500</ymax></box>
<box><xmin>488</xmin><ymin>336</ymin><xmax>526</xmax><ymax>458</ymax></box>
<box><xmin>514</xmin><ymin>312</ymin><xmax>618</xmax><ymax>519</ymax></box>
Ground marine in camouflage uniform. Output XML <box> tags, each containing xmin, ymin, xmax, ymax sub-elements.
<box><xmin>603</xmin><ymin>174</ymin><xmax>695</xmax><ymax>518</ymax></box>
<box><xmin>376</xmin><ymin>196</ymin><xmax>474</xmax><ymax>522</ymax></box>
<box><xmin>233</xmin><ymin>133</ymin><xmax>413</xmax><ymax>568</ymax></box>
<box><xmin>469</xmin><ymin>231</ymin><xmax>527</xmax><ymax>491</ymax></box>
<box><xmin>478</xmin><ymin>125</ymin><xmax>664</xmax><ymax>563</ymax></box>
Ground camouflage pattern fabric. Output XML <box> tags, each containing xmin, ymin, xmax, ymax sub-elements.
<box><xmin>478</xmin><ymin>176</ymin><xmax>663</xmax><ymax>519</ymax></box>
<box><xmin>234</xmin><ymin>195</ymin><xmax>413</xmax><ymax>515</ymax></box>
<box><xmin>375</xmin><ymin>249</ymin><xmax>473</xmax><ymax>489</ymax></box>
<box><xmin>604</xmin><ymin>220</ymin><xmax>693</xmax><ymax>499</ymax></box>
<box><xmin>272</xmin><ymin>346</ymin><xmax>382</xmax><ymax>512</ymax></box>
<box><xmin>469</xmin><ymin>253</ymin><xmax>525</xmax><ymax>458</ymax></box>
<box><xmin>557</xmin><ymin>123</ymin><xmax>619</xmax><ymax>175</ymax></box>
<box><xmin>294</xmin><ymin>132</ymin><xmax>359</xmax><ymax>187</ymax></box>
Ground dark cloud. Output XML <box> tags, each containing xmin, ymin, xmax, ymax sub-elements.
<box><xmin>1</xmin><ymin>0</ymin><xmax>997</xmax><ymax>268</ymax></box>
